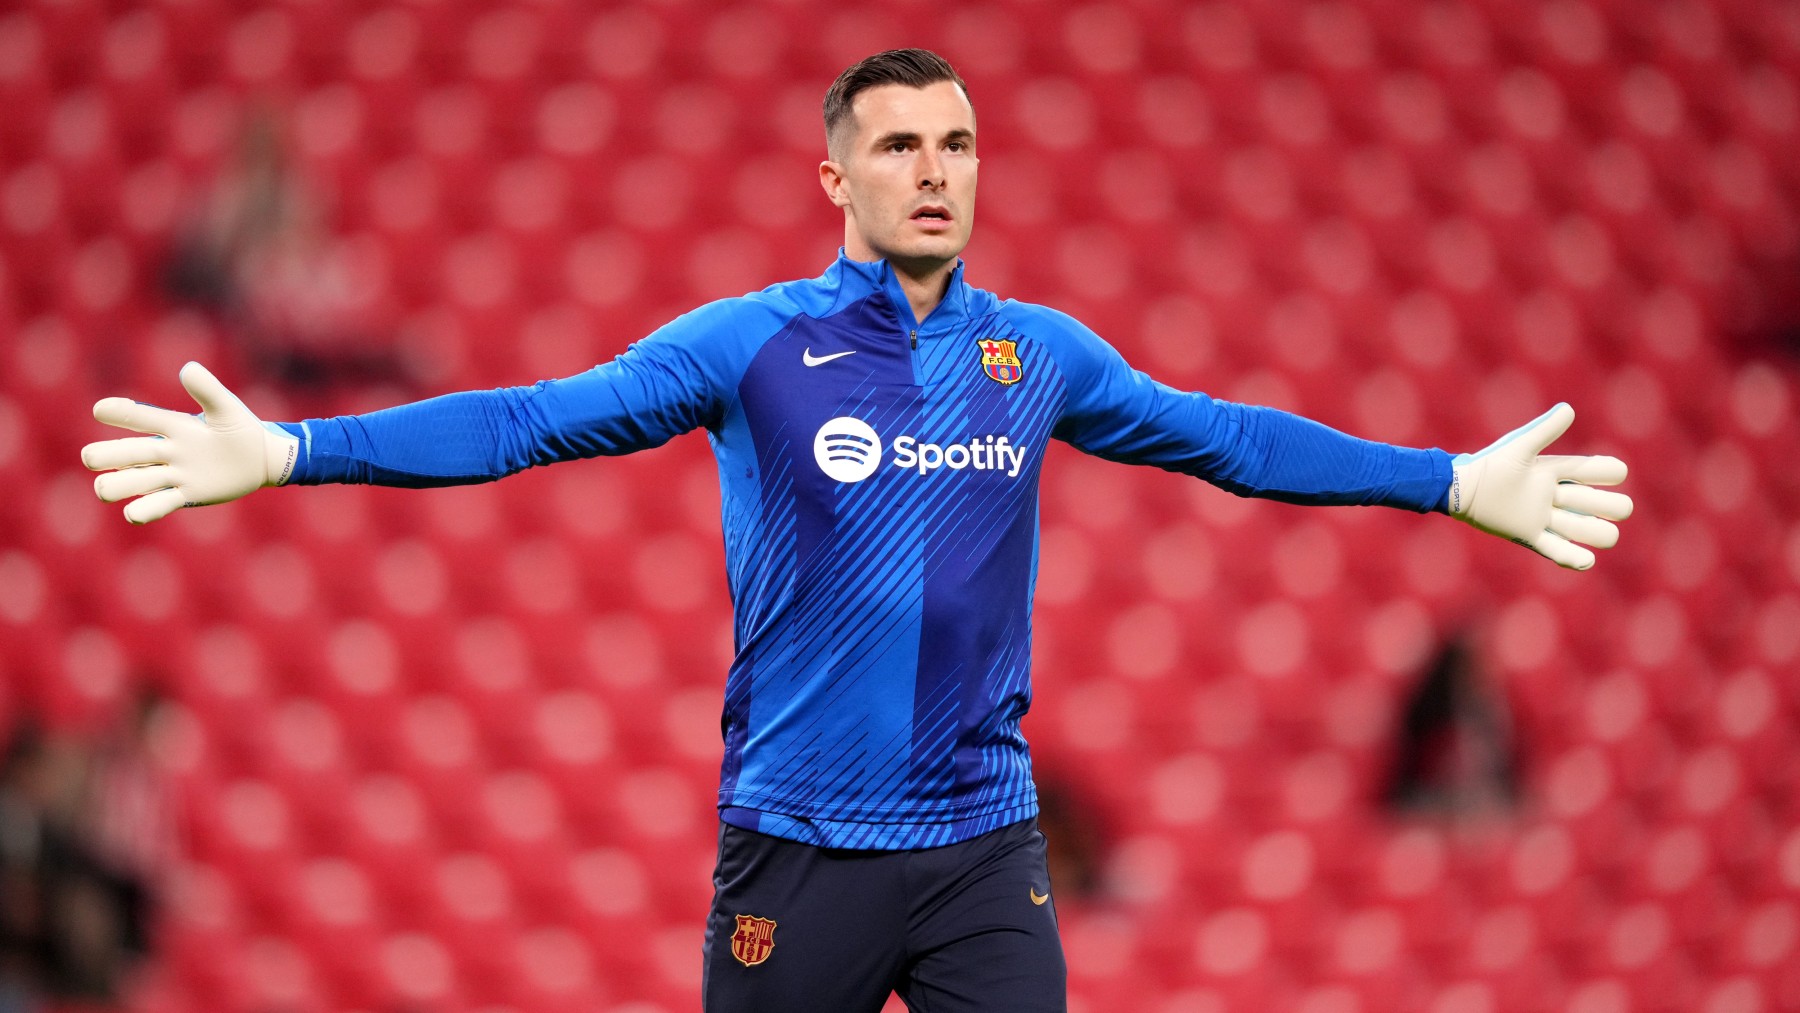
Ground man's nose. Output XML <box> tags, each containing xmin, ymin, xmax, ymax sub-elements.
<box><xmin>917</xmin><ymin>150</ymin><xmax>945</xmax><ymax>189</ymax></box>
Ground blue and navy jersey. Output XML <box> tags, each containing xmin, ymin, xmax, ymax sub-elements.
<box><xmin>282</xmin><ymin>252</ymin><xmax>1453</xmax><ymax>849</ymax></box>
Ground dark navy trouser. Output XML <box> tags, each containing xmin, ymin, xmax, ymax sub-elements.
<box><xmin>701</xmin><ymin>818</ymin><xmax>1068</xmax><ymax>1013</ymax></box>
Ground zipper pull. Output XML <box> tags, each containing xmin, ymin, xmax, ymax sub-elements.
<box><xmin>910</xmin><ymin>329</ymin><xmax>918</xmax><ymax>350</ymax></box>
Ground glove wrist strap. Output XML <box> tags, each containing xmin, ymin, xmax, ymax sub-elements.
<box><xmin>262</xmin><ymin>425</ymin><xmax>300</xmax><ymax>487</ymax></box>
<box><xmin>1447</xmin><ymin>459</ymin><xmax>1473</xmax><ymax>519</ymax></box>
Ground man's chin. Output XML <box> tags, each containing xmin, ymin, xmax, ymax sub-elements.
<box><xmin>881</xmin><ymin>233</ymin><xmax>969</xmax><ymax>270</ymax></box>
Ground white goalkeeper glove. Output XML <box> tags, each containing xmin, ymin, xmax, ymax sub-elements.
<box><xmin>1448</xmin><ymin>403</ymin><xmax>1632</xmax><ymax>571</ymax></box>
<box><xmin>82</xmin><ymin>361</ymin><xmax>299</xmax><ymax>525</ymax></box>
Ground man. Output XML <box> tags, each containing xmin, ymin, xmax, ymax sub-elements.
<box><xmin>82</xmin><ymin>50</ymin><xmax>1631</xmax><ymax>1013</ymax></box>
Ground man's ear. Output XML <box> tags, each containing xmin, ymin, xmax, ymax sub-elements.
<box><xmin>819</xmin><ymin>160</ymin><xmax>851</xmax><ymax>208</ymax></box>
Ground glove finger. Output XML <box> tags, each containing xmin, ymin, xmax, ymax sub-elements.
<box><xmin>93</xmin><ymin>397</ymin><xmax>183</xmax><ymax>436</ymax></box>
<box><xmin>1518</xmin><ymin>403</ymin><xmax>1575</xmax><ymax>456</ymax></box>
<box><xmin>1469</xmin><ymin>403</ymin><xmax>1572</xmax><ymax>461</ymax></box>
<box><xmin>1548</xmin><ymin>507</ymin><xmax>1619</xmax><ymax>549</ymax></box>
<box><xmin>1546</xmin><ymin>454</ymin><xmax>1628</xmax><ymax>486</ymax></box>
<box><xmin>179</xmin><ymin>361</ymin><xmax>246</xmax><ymax>420</ymax></box>
<box><xmin>123</xmin><ymin>487</ymin><xmax>186</xmax><ymax>525</ymax></box>
<box><xmin>1530</xmin><ymin>529</ymin><xmax>1597</xmax><ymax>571</ymax></box>
<box><xmin>95</xmin><ymin>465</ymin><xmax>176</xmax><ymax>503</ymax></box>
<box><xmin>81</xmin><ymin>436</ymin><xmax>170</xmax><ymax>472</ymax></box>
<box><xmin>1554</xmin><ymin>484</ymin><xmax>1633</xmax><ymax>521</ymax></box>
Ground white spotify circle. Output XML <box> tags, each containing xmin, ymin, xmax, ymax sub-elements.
<box><xmin>814</xmin><ymin>416</ymin><xmax>882</xmax><ymax>483</ymax></box>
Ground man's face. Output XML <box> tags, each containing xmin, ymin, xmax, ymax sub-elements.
<box><xmin>821</xmin><ymin>81</ymin><xmax>978</xmax><ymax>270</ymax></box>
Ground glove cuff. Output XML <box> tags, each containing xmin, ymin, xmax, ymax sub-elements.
<box><xmin>262</xmin><ymin>422</ymin><xmax>300</xmax><ymax>487</ymax></box>
<box><xmin>1447</xmin><ymin>454</ymin><xmax>1476</xmax><ymax>518</ymax></box>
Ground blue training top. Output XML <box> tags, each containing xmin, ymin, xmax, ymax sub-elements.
<box><xmin>279</xmin><ymin>251</ymin><xmax>1454</xmax><ymax>849</ymax></box>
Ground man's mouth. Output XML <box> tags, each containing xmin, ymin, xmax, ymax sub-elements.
<box><xmin>911</xmin><ymin>205</ymin><xmax>952</xmax><ymax>221</ymax></box>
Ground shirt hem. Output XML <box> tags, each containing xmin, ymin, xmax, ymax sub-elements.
<box><xmin>716</xmin><ymin>788</ymin><xmax>1040</xmax><ymax>850</ymax></box>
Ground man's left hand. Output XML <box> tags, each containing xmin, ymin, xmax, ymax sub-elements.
<box><xmin>1448</xmin><ymin>403</ymin><xmax>1633</xmax><ymax>571</ymax></box>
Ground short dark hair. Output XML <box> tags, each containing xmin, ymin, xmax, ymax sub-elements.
<box><xmin>823</xmin><ymin>49</ymin><xmax>971</xmax><ymax>158</ymax></box>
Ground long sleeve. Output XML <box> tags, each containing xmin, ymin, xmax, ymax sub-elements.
<box><xmin>278</xmin><ymin>299</ymin><xmax>751</xmax><ymax>487</ymax></box>
<box><xmin>1013</xmin><ymin>302</ymin><xmax>1454</xmax><ymax>512</ymax></box>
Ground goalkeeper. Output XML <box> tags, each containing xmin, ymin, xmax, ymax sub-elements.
<box><xmin>83</xmin><ymin>50</ymin><xmax>1631</xmax><ymax>1013</ymax></box>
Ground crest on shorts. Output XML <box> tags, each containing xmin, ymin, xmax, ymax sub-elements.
<box><xmin>731</xmin><ymin>914</ymin><xmax>777</xmax><ymax>967</ymax></box>
<box><xmin>979</xmin><ymin>338</ymin><xmax>1023</xmax><ymax>386</ymax></box>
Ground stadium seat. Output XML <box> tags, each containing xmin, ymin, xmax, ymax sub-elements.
<box><xmin>8</xmin><ymin>4</ymin><xmax>1798</xmax><ymax>1010</ymax></box>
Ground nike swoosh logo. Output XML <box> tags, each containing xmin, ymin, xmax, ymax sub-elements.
<box><xmin>803</xmin><ymin>349</ymin><xmax>857</xmax><ymax>367</ymax></box>
<box><xmin>1030</xmin><ymin>889</ymin><xmax>1049</xmax><ymax>906</ymax></box>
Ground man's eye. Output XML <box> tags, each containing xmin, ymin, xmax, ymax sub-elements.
<box><xmin>947</xmin><ymin>142</ymin><xmax>964</xmax><ymax>152</ymax></box>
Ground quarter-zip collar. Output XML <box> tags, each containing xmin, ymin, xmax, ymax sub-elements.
<box><xmin>829</xmin><ymin>249</ymin><xmax>973</xmax><ymax>339</ymax></box>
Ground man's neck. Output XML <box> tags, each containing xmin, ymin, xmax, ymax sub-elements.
<box><xmin>840</xmin><ymin>233</ymin><xmax>959</xmax><ymax>325</ymax></box>
<box><xmin>887</xmin><ymin>258</ymin><xmax>955</xmax><ymax>326</ymax></box>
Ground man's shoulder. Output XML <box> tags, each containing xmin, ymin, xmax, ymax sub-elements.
<box><xmin>742</xmin><ymin>271</ymin><xmax>845</xmax><ymax>321</ymax></box>
<box><xmin>652</xmin><ymin>279</ymin><xmax>825</xmax><ymax>350</ymax></box>
<box><xmin>679</xmin><ymin>287</ymin><xmax>809</xmax><ymax>330</ymax></box>
<box><xmin>992</xmin><ymin>298</ymin><xmax>1097</xmax><ymax>344</ymax></box>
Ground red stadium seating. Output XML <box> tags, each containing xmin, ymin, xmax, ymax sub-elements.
<box><xmin>2</xmin><ymin>1</ymin><xmax>1796</xmax><ymax>1010</ymax></box>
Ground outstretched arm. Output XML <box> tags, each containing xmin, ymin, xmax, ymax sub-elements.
<box><xmin>84</xmin><ymin>301</ymin><xmax>749</xmax><ymax>524</ymax></box>
<box><xmin>1031</xmin><ymin>302</ymin><xmax>1453</xmax><ymax>511</ymax></box>
<box><xmin>1025</xmin><ymin>303</ymin><xmax>1631</xmax><ymax>570</ymax></box>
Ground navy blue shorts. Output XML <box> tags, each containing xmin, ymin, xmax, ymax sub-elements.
<box><xmin>701</xmin><ymin>817</ymin><xmax>1068</xmax><ymax>1012</ymax></box>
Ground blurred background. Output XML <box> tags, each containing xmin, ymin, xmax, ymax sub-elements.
<box><xmin>1</xmin><ymin>1</ymin><xmax>1797</xmax><ymax>1011</ymax></box>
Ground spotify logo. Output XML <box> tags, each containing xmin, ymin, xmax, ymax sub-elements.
<box><xmin>812</xmin><ymin>417</ymin><xmax>1029</xmax><ymax>483</ymax></box>
<box><xmin>813</xmin><ymin>417</ymin><xmax>882</xmax><ymax>483</ymax></box>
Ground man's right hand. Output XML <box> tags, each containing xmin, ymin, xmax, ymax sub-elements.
<box><xmin>83</xmin><ymin>361</ymin><xmax>299</xmax><ymax>525</ymax></box>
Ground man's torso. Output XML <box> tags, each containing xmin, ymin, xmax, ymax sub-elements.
<box><xmin>701</xmin><ymin>257</ymin><xmax>1069</xmax><ymax>849</ymax></box>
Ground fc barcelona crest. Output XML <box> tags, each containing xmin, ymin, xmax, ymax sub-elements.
<box><xmin>731</xmin><ymin>914</ymin><xmax>777</xmax><ymax>967</ymax></box>
<box><xmin>979</xmin><ymin>338</ymin><xmax>1024</xmax><ymax>386</ymax></box>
